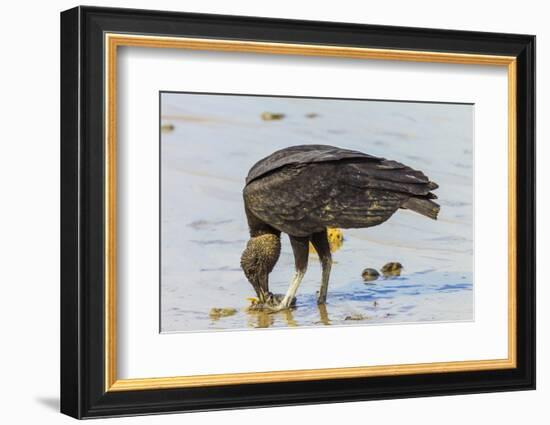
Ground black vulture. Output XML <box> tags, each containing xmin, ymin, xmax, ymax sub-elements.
<box><xmin>240</xmin><ymin>144</ymin><xmax>439</xmax><ymax>311</ymax></box>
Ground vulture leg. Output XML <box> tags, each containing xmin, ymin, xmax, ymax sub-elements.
<box><xmin>310</xmin><ymin>230</ymin><xmax>332</xmax><ymax>305</ymax></box>
<box><xmin>277</xmin><ymin>235</ymin><xmax>309</xmax><ymax>310</ymax></box>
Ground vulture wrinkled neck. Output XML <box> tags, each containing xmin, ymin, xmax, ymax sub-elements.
<box><xmin>240</xmin><ymin>233</ymin><xmax>281</xmax><ymax>294</ymax></box>
<box><xmin>247</xmin><ymin>234</ymin><xmax>281</xmax><ymax>260</ymax></box>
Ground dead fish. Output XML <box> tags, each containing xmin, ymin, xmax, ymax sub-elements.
<box><xmin>246</xmin><ymin>297</ymin><xmax>263</xmax><ymax>312</ymax></box>
<box><xmin>161</xmin><ymin>123</ymin><xmax>175</xmax><ymax>132</ymax></box>
<box><xmin>209</xmin><ymin>307</ymin><xmax>237</xmax><ymax>319</ymax></box>
<box><xmin>246</xmin><ymin>295</ymin><xmax>295</xmax><ymax>312</ymax></box>
<box><xmin>381</xmin><ymin>262</ymin><xmax>403</xmax><ymax>277</ymax></box>
<box><xmin>362</xmin><ymin>268</ymin><xmax>380</xmax><ymax>282</ymax></box>
<box><xmin>261</xmin><ymin>112</ymin><xmax>285</xmax><ymax>121</ymax></box>
<box><xmin>305</xmin><ymin>113</ymin><xmax>319</xmax><ymax>119</ymax></box>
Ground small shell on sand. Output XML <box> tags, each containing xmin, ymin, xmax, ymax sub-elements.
<box><xmin>161</xmin><ymin>123</ymin><xmax>175</xmax><ymax>132</ymax></box>
<box><xmin>381</xmin><ymin>262</ymin><xmax>404</xmax><ymax>277</ymax></box>
<box><xmin>209</xmin><ymin>307</ymin><xmax>237</xmax><ymax>319</ymax></box>
<box><xmin>261</xmin><ymin>112</ymin><xmax>285</xmax><ymax>121</ymax></box>
<box><xmin>345</xmin><ymin>313</ymin><xmax>368</xmax><ymax>321</ymax></box>
<box><xmin>362</xmin><ymin>268</ymin><xmax>380</xmax><ymax>282</ymax></box>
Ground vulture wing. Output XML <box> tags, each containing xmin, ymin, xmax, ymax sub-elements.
<box><xmin>244</xmin><ymin>147</ymin><xmax>439</xmax><ymax>237</ymax></box>
<box><xmin>245</xmin><ymin>144</ymin><xmax>379</xmax><ymax>185</ymax></box>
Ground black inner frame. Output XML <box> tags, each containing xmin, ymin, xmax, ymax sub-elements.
<box><xmin>61</xmin><ymin>6</ymin><xmax>535</xmax><ymax>419</ymax></box>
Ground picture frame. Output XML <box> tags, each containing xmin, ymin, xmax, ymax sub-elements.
<box><xmin>60</xmin><ymin>5</ymin><xmax>535</xmax><ymax>419</ymax></box>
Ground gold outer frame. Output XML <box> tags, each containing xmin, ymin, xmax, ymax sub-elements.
<box><xmin>104</xmin><ymin>33</ymin><xmax>517</xmax><ymax>392</ymax></box>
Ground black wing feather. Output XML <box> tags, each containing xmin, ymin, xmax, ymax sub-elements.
<box><xmin>243</xmin><ymin>146</ymin><xmax>439</xmax><ymax>236</ymax></box>
<box><xmin>246</xmin><ymin>144</ymin><xmax>379</xmax><ymax>185</ymax></box>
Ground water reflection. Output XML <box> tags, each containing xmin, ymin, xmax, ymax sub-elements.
<box><xmin>244</xmin><ymin>303</ymin><xmax>334</xmax><ymax>328</ymax></box>
<box><xmin>316</xmin><ymin>304</ymin><xmax>331</xmax><ymax>326</ymax></box>
<box><xmin>246</xmin><ymin>309</ymin><xmax>275</xmax><ymax>328</ymax></box>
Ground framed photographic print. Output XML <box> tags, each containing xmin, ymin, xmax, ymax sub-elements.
<box><xmin>60</xmin><ymin>6</ymin><xmax>535</xmax><ymax>419</ymax></box>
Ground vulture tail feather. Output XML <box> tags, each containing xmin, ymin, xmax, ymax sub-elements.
<box><xmin>401</xmin><ymin>197</ymin><xmax>440</xmax><ymax>220</ymax></box>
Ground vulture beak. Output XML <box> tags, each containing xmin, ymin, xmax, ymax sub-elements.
<box><xmin>256</xmin><ymin>272</ymin><xmax>270</xmax><ymax>304</ymax></box>
<box><xmin>247</xmin><ymin>271</ymin><xmax>271</xmax><ymax>304</ymax></box>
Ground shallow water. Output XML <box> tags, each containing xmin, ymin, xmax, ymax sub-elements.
<box><xmin>160</xmin><ymin>93</ymin><xmax>473</xmax><ymax>333</ymax></box>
